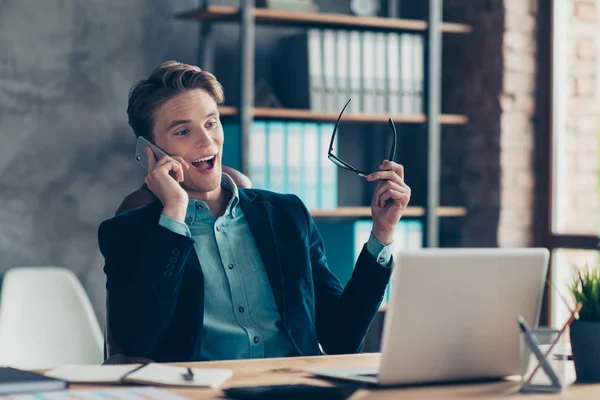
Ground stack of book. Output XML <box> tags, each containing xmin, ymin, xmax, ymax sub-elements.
<box><xmin>223</xmin><ymin>121</ymin><xmax>338</xmax><ymax>210</ymax></box>
<box><xmin>274</xmin><ymin>28</ymin><xmax>424</xmax><ymax>114</ymax></box>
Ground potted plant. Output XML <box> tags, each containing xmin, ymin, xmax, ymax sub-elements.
<box><xmin>569</xmin><ymin>266</ymin><xmax>600</xmax><ymax>383</ymax></box>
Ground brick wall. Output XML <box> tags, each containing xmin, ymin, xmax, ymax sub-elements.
<box><xmin>442</xmin><ymin>0</ymin><xmax>510</xmax><ymax>247</ymax></box>
<box><xmin>497</xmin><ymin>0</ymin><xmax>538</xmax><ymax>246</ymax></box>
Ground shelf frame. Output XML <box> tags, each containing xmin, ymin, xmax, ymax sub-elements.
<box><xmin>239</xmin><ymin>1</ymin><xmax>255</xmax><ymax>175</ymax></box>
<box><xmin>192</xmin><ymin>0</ymin><xmax>465</xmax><ymax>249</ymax></box>
<box><xmin>176</xmin><ymin>5</ymin><xmax>472</xmax><ymax>34</ymax></box>
<box><xmin>309</xmin><ymin>206</ymin><xmax>467</xmax><ymax>219</ymax></box>
<box><xmin>423</xmin><ymin>0</ymin><xmax>443</xmax><ymax>247</ymax></box>
<box><xmin>217</xmin><ymin>106</ymin><xmax>467</xmax><ymax>124</ymax></box>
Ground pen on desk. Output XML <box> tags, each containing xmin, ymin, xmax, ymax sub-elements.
<box><xmin>516</xmin><ymin>315</ymin><xmax>562</xmax><ymax>387</ymax></box>
<box><xmin>183</xmin><ymin>367</ymin><xmax>196</xmax><ymax>382</ymax></box>
<box><xmin>525</xmin><ymin>302</ymin><xmax>581</xmax><ymax>385</ymax></box>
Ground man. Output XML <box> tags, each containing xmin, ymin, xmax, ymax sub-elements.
<box><xmin>98</xmin><ymin>61</ymin><xmax>411</xmax><ymax>363</ymax></box>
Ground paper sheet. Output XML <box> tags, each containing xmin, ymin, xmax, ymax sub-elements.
<box><xmin>44</xmin><ymin>364</ymin><xmax>141</xmax><ymax>383</ymax></box>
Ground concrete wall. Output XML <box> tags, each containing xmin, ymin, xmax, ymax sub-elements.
<box><xmin>0</xmin><ymin>0</ymin><xmax>200</xmax><ymax>321</ymax></box>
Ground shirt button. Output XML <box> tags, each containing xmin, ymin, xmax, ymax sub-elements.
<box><xmin>187</xmin><ymin>217</ymin><xmax>193</xmax><ymax>223</ymax></box>
<box><xmin>196</xmin><ymin>204</ymin><xmax>203</xmax><ymax>210</ymax></box>
<box><xmin>253</xmin><ymin>337</ymin><xmax>260</xmax><ymax>344</ymax></box>
<box><xmin>171</xmin><ymin>249</ymin><xmax>180</xmax><ymax>256</ymax></box>
<box><xmin>164</xmin><ymin>271</ymin><xmax>173</xmax><ymax>277</ymax></box>
<box><xmin>216</xmin><ymin>226</ymin><xmax>221</xmax><ymax>232</ymax></box>
<box><xmin>378</xmin><ymin>257</ymin><xmax>385</xmax><ymax>264</ymax></box>
<box><xmin>227</xmin><ymin>264</ymin><xmax>234</xmax><ymax>270</ymax></box>
<box><xmin>238</xmin><ymin>307</ymin><xmax>245</xmax><ymax>313</ymax></box>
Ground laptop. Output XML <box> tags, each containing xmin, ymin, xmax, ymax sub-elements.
<box><xmin>307</xmin><ymin>248</ymin><xmax>549</xmax><ymax>386</ymax></box>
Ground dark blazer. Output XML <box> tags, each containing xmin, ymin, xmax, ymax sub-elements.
<box><xmin>98</xmin><ymin>188</ymin><xmax>392</xmax><ymax>362</ymax></box>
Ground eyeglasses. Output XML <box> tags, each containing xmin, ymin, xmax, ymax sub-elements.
<box><xmin>328</xmin><ymin>98</ymin><xmax>397</xmax><ymax>177</ymax></box>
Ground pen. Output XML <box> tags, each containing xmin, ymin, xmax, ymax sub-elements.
<box><xmin>525</xmin><ymin>302</ymin><xmax>581</xmax><ymax>385</ymax></box>
<box><xmin>183</xmin><ymin>367</ymin><xmax>196</xmax><ymax>382</ymax></box>
<box><xmin>516</xmin><ymin>316</ymin><xmax>561</xmax><ymax>388</ymax></box>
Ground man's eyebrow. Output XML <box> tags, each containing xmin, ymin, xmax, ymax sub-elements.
<box><xmin>206</xmin><ymin>110</ymin><xmax>218</xmax><ymax>118</ymax></box>
<box><xmin>166</xmin><ymin>120</ymin><xmax>191</xmax><ymax>130</ymax></box>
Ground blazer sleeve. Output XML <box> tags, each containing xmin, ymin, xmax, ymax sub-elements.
<box><xmin>295</xmin><ymin>197</ymin><xmax>392</xmax><ymax>354</ymax></box>
<box><xmin>98</xmin><ymin>212</ymin><xmax>195</xmax><ymax>358</ymax></box>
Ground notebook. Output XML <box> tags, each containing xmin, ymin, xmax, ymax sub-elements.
<box><xmin>45</xmin><ymin>363</ymin><xmax>232</xmax><ymax>388</ymax></box>
<box><xmin>0</xmin><ymin>367</ymin><xmax>68</xmax><ymax>394</ymax></box>
<box><xmin>1</xmin><ymin>387</ymin><xmax>189</xmax><ymax>400</ymax></box>
<box><xmin>125</xmin><ymin>364</ymin><xmax>232</xmax><ymax>388</ymax></box>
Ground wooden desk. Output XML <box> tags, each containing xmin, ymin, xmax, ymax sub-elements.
<box><xmin>68</xmin><ymin>353</ymin><xmax>600</xmax><ymax>399</ymax></box>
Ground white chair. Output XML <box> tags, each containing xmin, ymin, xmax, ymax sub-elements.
<box><xmin>0</xmin><ymin>266</ymin><xmax>104</xmax><ymax>369</ymax></box>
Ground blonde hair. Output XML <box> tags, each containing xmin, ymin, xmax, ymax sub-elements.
<box><xmin>127</xmin><ymin>61</ymin><xmax>225</xmax><ymax>141</ymax></box>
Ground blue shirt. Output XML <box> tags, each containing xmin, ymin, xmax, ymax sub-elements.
<box><xmin>159</xmin><ymin>174</ymin><xmax>392</xmax><ymax>361</ymax></box>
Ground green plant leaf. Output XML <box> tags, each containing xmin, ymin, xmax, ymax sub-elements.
<box><xmin>569</xmin><ymin>262</ymin><xmax>600</xmax><ymax>322</ymax></box>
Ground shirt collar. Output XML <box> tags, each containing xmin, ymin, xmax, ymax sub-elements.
<box><xmin>186</xmin><ymin>173</ymin><xmax>240</xmax><ymax>220</ymax></box>
<box><xmin>221</xmin><ymin>172</ymin><xmax>240</xmax><ymax>217</ymax></box>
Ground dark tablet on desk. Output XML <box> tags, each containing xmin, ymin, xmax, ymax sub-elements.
<box><xmin>223</xmin><ymin>384</ymin><xmax>349</xmax><ymax>400</ymax></box>
<box><xmin>0</xmin><ymin>367</ymin><xmax>68</xmax><ymax>394</ymax></box>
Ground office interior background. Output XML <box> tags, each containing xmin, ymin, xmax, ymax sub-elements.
<box><xmin>0</xmin><ymin>0</ymin><xmax>597</xmax><ymax>358</ymax></box>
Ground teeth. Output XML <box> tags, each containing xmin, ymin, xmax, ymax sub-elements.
<box><xmin>193</xmin><ymin>155</ymin><xmax>215</xmax><ymax>163</ymax></box>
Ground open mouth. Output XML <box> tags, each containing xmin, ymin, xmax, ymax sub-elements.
<box><xmin>191</xmin><ymin>154</ymin><xmax>216</xmax><ymax>173</ymax></box>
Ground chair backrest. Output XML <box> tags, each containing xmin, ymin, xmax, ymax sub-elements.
<box><xmin>0</xmin><ymin>267</ymin><xmax>104</xmax><ymax>369</ymax></box>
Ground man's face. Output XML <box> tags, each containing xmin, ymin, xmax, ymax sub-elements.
<box><xmin>152</xmin><ymin>89</ymin><xmax>223</xmax><ymax>194</ymax></box>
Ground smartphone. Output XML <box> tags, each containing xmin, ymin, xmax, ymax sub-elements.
<box><xmin>135</xmin><ymin>136</ymin><xmax>169</xmax><ymax>170</ymax></box>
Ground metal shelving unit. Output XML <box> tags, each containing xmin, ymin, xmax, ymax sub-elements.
<box><xmin>176</xmin><ymin>0</ymin><xmax>471</xmax><ymax>247</ymax></box>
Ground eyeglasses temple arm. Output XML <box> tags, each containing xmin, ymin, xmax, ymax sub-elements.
<box><xmin>329</xmin><ymin>99</ymin><xmax>353</xmax><ymax>153</ymax></box>
<box><xmin>388</xmin><ymin>117</ymin><xmax>397</xmax><ymax>162</ymax></box>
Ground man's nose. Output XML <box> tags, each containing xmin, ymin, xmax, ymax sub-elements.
<box><xmin>194</xmin><ymin>129</ymin><xmax>213</xmax><ymax>148</ymax></box>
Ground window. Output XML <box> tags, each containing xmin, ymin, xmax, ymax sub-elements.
<box><xmin>547</xmin><ymin>0</ymin><xmax>599</xmax><ymax>328</ymax></box>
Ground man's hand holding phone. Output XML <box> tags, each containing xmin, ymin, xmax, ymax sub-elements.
<box><xmin>144</xmin><ymin>147</ymin><xmax>190</xmax><ymax>222</ymax></box>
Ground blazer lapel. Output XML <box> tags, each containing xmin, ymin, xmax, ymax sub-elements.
<box><xmin>238</xmin><ymin>190</ymin><xmax>287</xmax><ymax>324</ymax></box>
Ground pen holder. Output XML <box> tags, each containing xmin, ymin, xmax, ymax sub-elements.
<box><xmin>519</xmin><ymin>327</ymin><xmax>568</xmax><ymax>393</ymax></box>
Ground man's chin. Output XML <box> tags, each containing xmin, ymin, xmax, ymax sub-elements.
<box><xmin>184</xmin><ymin>176</ymin><xmax>221</xmax><ymax>194</ymax></box>
<box><xmin>184</xmin><ymin>166</ymin><xmax>221</xmax><ymax>188</ymax></box>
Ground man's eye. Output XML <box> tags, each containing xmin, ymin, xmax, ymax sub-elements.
<box><xmin>175</xmin><ymin>129</ymin><xmax>190</xmax><ymax>136</ymax></box>
<box><xmin>206</xmin><ymin>122</ymin><xmax>216</xmax><ymax>128</ymax></box>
